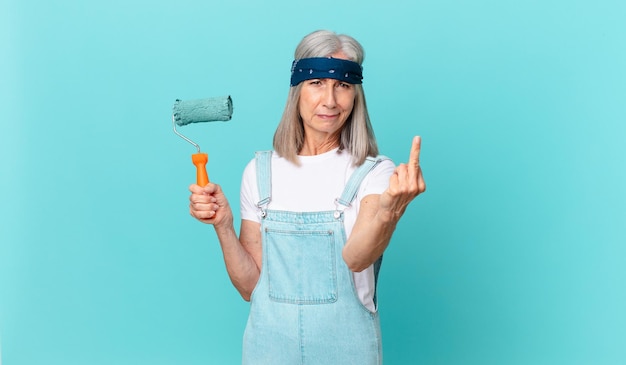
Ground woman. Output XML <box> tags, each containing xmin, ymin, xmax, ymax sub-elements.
<box><xmin>189</xmin><ymin>30</ymin><xmax>426</xmax><ymax>364</ymax></box>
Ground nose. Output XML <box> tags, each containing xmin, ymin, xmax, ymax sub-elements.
<box><xmin>322</xmin><ymin>84</ymin><xmax>337</xmax><ymax>109</ymax></box>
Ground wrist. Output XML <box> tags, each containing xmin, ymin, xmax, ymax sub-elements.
<box><xmin>214</xmin><ymin>219</ymin><xmax>235</xmax><ymax>237</ymax></box>
<box><xmin>375</xmin><ymin>208</ymin><xmax>401</xmax><ymax>225</ymax></box>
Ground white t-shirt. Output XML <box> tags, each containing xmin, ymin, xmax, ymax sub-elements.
<box><xmin>240</xmin><ymin>148</ymin><xmax>395</xmax><ymax>312</ymax></box>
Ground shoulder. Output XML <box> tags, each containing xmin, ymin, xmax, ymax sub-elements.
<box><xmin>242</xmin><ymin>150</ymin><xmax>280</xmax><ymax>175</ymax></box>
<box><xmin>357</xmin><ymin>155</ymin><xmax>394</xmax><ymax>195</ymax></box>
<box><xmin>375</xmin><ymin>156</ymin><xmax>395</xmax><ymax>172</ymax></box>
<box><xmin>364</xmin><ymin>155</ymin><xmax>396</xmax><ymax>177</ymax></box>
<box><xmin>242</xmin><ymin>156</ymin><xmax>257</xmax><ymax>181</ymax></box>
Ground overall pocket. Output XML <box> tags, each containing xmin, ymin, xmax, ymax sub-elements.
<box><xmin>264</xmin><ymin>228</ymin><xmax>338</xmax><ymax>304</ymax></box>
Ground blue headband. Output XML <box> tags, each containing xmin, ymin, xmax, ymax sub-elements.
<box><xmin>290</xmin><ymin>57</ymin><xmax>363</xmax><ymax>86</ymax></box>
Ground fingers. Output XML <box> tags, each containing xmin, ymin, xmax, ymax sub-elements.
<box><xmin>389</xmin><ymin>136</ymin><xmax>426</xmax><ymax>198</ymax></box>
<box><xmin>189</xmin><ymin>183</ymin><xmax>221</xmax><ymax>221</ymax></box>
<box><xmin>189</xmin><ymin>193</ymin><xmax>216</xmax><ymax>207</ymax></box>
<box><xmin>409</xmin><ymin>136</ymin><xmax>421</xmax><ymax>168</ymax></box>
<box><xmin>392</xmin><ymin>164</ymin><xmax>417</xmax><ymax>196</ymax></box>
<box><xmin>417</xmin><ymin>166</ymin><xmax>426</xmax><ymax>194</ymax></box>
<box><xmin>189</xmin><ymin>182</ymin><xmax>218</xmax><ymax>194</ymax></box>
<box><xmin>189</xmin><ymin>195</ymin><xmax>217</xmax><ymax>218</ymax></box>
<box><xmin>189</xmin><ymin>183</ymin><xmax>216</xmax><ymax>203</ymax></box>
<box><xmin>407</xmin><ymin>136</ymin><xmax>421</xmax><ymax>183</ymax></box>
<box><xmin>190</xmin><ymin>204</ymin><xmax>218</xmax><ymax>220</ymax></box>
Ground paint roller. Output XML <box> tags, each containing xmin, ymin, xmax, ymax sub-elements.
<box><xmin>172</xmin><ymin>96</ymin><xmax>233</xmax><ymax>186</ymax></box>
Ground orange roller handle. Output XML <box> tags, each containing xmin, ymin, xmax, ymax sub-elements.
<box><xmin>192</xmin><ymin>153</ymin><xmax>209</xmax><ymax>187</ymax></box>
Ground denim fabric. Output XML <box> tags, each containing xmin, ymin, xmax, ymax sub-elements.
<box><xmin>242</xmin><ymin>152</ymin><xmax>384</xmax><ymax>365</ymax></box>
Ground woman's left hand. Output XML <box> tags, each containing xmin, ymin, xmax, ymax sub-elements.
<box><xmin>379</xmin><ymin>136</ymin><xmax>426</xmax><ymax>221</ymax></box>
<box><xmin>342</xmin><ymin>136</ymin><xmax>427</xmax><ymax>271</ymax></box>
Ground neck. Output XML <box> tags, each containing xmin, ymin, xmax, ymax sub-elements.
<box><xmin>299</xmin><ymin>136</ymin><xmax>340</xmax><ymax>156</ymax></box>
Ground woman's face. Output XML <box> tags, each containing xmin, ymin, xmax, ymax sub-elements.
<box><xmin>298</xmin><ymin>52</ymin><xmax>356</xmax><ymax>143</ymax></box>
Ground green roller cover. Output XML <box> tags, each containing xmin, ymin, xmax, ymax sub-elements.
<box><xmin>173</xmin><ymin>96</ymin><xmax>233</xmax><ymax>126</ymax></box>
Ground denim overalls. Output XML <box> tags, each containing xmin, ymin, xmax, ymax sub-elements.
<box><xmin>242</xmin><ymin>151</ymin><xmax>387</xmax><ymax>365</ymax></box>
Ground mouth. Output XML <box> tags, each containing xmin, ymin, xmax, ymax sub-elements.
<box><xmin>317</xmin><ymin>114</ymin><xmax>339</xmax><ymax>119</ymax></box>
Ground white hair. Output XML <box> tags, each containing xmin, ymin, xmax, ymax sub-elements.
<box><xmin>273</xmin><ymin>30</ymin><xmax>378</xmax><ymax>166</ymax></box>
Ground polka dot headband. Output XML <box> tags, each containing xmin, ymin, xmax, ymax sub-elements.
<box><xmin>290</xmin><ymin>57</ymin><xmax>363</xmax><ymax>87</ymax></box>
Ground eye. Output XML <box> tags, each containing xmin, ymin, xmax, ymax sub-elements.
<box><xmin>308</xmin><ymin>79</ymin><xmax>322</xmax><ymax>85</ymax></box>
<box><xmin>339</xmin><ymin>82</ymin><xmax>352</xmax><ymax>89</ymax></box>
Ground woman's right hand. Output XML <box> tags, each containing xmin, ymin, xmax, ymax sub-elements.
<box><xmin>189</xmin><ymin>183</ymin><xmax>234</xmax><ymax>229</ymax></box>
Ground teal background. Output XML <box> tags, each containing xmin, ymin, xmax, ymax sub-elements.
<box><xmin>1</xmin><ymin>0</ymin><xmax>625</xmax><ymax>364</ymax></box>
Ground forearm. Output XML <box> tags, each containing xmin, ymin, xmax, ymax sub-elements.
<box><xmin>214</xmin><ymin>223</ymin><xmax>260</xmax><ymax>301</ymax></box>
<box><xmin>342</xmin><ymin>197</ymin><xmax>402</xmax><ymax>272</ymax></box>
<box><xmin>189</xmin><ymin>182</ymin><xmax>262</xmax><ymax>301</ymax></box>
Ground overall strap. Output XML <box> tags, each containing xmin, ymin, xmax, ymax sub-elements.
<box><xmin>335</xmin><ymin>156</ymin><xmax>389</xmax><ymax>210</ymax></box>
<box><xmin>254</xmin><ymin>151</ymin><xmax>272</xmax><ymax>216</ymax></box>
